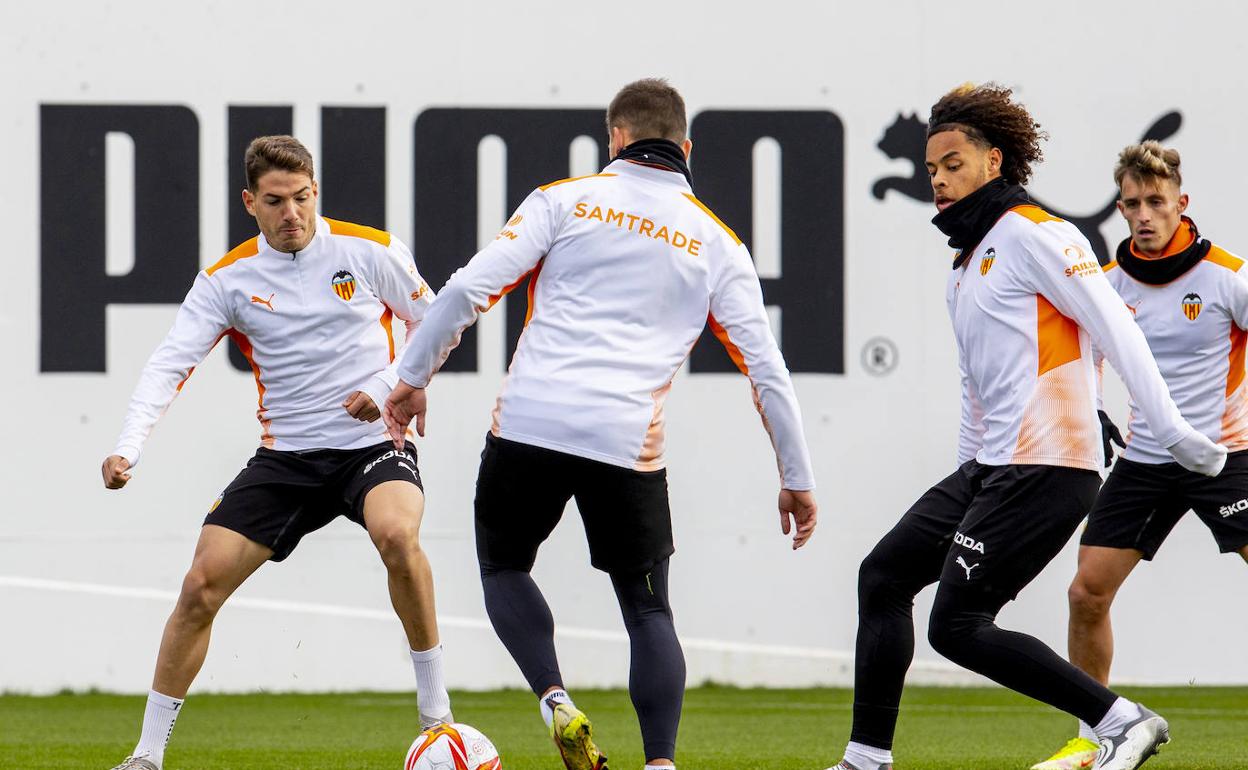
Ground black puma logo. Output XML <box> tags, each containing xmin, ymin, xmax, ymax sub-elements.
<box><xmin>872</xmin><ymin>111</ymin><xmax>1184</xmax><ymax>263</ymax></box>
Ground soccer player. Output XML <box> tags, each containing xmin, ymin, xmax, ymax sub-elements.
<box><xmin>103</xmin><ymin>136</ymin><xmax>450</xmax><ymax>770</ymax></box>
<box><xmin>1032</xmin><ymin>143</ymin><xmax>1248</xmax><ymax>770</ymax></box>
<box><xmin>383</xmin><ymin>78</ymin><xmax>817</xmax><ymax>770</ymax></box>
<box><xmin>829</xmin><ymin>85</ymin><xmax>1226</xmax><ymax>770</ymax></box>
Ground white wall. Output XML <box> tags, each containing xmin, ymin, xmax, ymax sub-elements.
<box><xmin>3</xmin><ymin>0</ymin><xmax>1247</xmax><ymax>694</ymax></box>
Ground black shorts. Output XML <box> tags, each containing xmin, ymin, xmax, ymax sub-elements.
<box><xmin>474</xmin><ymin>433</ymin><xmax>673</xmax><ymax>575</ymax></box>
<box><xmin>205</xmin><ymin>441</ymin><xmax>423</xmax><ymax>562</ymax></box>
<box><xmin>881</xmin><ymin>461</ymin><xmax>1100</xmax><ymax>601</ymax></box>
<box><xmin>1081</xmin><ymin>450</ymin><xmax>1248</xmax><ymax>559</ymax></box>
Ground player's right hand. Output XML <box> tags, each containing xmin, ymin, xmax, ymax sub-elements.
<box><xmin>102</xmin><ymin>455</ymin><xmax>132</xmax><ymax>489</ymax></box>
<box><xmin>1165</xmin><ymin>426</ymin><xmax>1228</xmax><ymax>477</ymax></box>
<box><xmin>383</xmin><ymin>380</ymin><xmax>427</xmax><ymax>449</ymax></box>
<box><xmin>779</xmin><ymin>488</ymin><xmax>817</xmax><ymax>550</ymax></box>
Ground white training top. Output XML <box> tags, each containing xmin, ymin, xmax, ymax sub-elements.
<box><xmin>1102</xmin><ymin>240</ymin><xmax>1248</xmax><ymax>464</ymax></box>
<box><xmin>112</xmin><ymin>216</ymin><xmax>432</xmax><ymax>465</ymax></box>
<box><xmin>397</xmin><ymin>158</ymin><xmax>815</xmax><ymax>490</ymax></box>
<box><xmin>948</xmin><ymin>204</ymin><xmax>1187</xmax><ymax>471</ymax></box>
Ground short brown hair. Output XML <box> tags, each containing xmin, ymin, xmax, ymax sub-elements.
<box><xmin>244</xmin><ymin>135</ymin><xmax>314</xmax><ymax>191</ymax></box>
<box><xmin>927</xmin><ymin>82</ymin><xmax>1047</xmax><ymax>186</ymax></box>
<box><xmin>1114</xmin><ymin>140</ymin><xmax>1181</xmax><ymax>190</ymax></box>
<box><xmin>606</xmin><ymin>78</ymin><xmax>687</xmax><ymax>143</ymax></box>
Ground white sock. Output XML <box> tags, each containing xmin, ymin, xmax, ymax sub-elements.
<box><xmin>539</xmin><ymin>688</ymin><xmax>572</xmax><ymax>729</ymax></box>
<box><xmin>1078</xmin><ymin>719</ymin><xmax>1099</xmax><ymax>742</ymax></box>
<box><xmin>410</xmin><ymin>645</ymin><xmax>452</xmax><ymax>721</ymax></box>
<box><xmin>133</xmin><ymin>689</ymin><xmax>184</xmax><ymax>767</ymax></box>
<box><xmin>1094</xmin><ymin>697</ymin><xmax>1142</xmax><ymax>739</ymax></box>
<box><xmin>645</xmin><ymin>765</ymin><xmax>675</xmax><ymax>769</ymax></box>
<box><xmin>842</xmin><ymin>741</ymin><xmax>894</xmax><ymax>770</ymax></box>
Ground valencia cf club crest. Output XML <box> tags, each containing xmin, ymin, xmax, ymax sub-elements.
<box><xmin>980</xmin><ymin>247</ymin><xmax>996</xmax><ymax>276</ymax></box>
<box><xmin>1182</xmin><ymin>292</ymin><xmax>1203</xmax><ymax>321</ymax></box>
<box><xmin>332</xmin><ymin>270</ymin><xmax>356</xmax><ymax>301</ymax></box>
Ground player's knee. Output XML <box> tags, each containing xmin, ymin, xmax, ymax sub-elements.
<box><xmin>372</xmin><ymin>520</ymin><xmax>422</xmax><ymax>567</ymax></box>
<box><xmin>927</xmin><ymin>596</ymin><xmax>987</xmax><ymax>661</ymax></box>
<box><xmin>176</xmin><ymin>569</ymin><xmax>228</xmax><ymax>623</ymax></box>
<box><xmin>858</xmin><ymin>548</ymin><xmax>901</xmax><ymax>607</ymax></box>
<box><xmin>1067</xmin><ymin>576</ymin><xmax>1112</xmax><ymax>620</ymax></box>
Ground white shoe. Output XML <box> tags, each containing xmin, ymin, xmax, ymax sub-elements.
<box><xmin>830</xmin><ymin>762</ymin><xmax>892</xmax><ymax>770</ymax></box>
<box><xmin>1093</xmin><ymin>707</ymin><xmax>1170</xmax><ymax>769</ymax></box>
<box><xmin>109</xmin><ymin>752</ymin><xmax>159</xmax><ymax>770</ymax></box>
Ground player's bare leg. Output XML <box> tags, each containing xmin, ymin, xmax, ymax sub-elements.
<box><xmin>152</xmin><ymin>524</ymin><xmax>272</xmax><ymax>697</ymax></box>
<box><xmin>364</xmin><ymin>480</ymin><xmax>438</xmax><ymax>649</ymax></box>
<box><xmin>363</xmin><ymin>479</ymin><xmax>450</xmax><ymax>725</ymax></box>
<box><xmin>1067</xmin><ymin>545</ymin><xmax>1144</xmax><ymax>686</ymax></box>
<box><xmin>111</xmin><ymin>525</ymin><xmax>270</xmax><ymax>769</ymax></box>
<box><xmin>1239</xmin><ymin>544</ymin><xmax>1248</xmax><ymax>564</ymax></box>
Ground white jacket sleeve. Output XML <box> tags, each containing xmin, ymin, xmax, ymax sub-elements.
<box><xmin>708</xmin><ymin>241</ymin><xmax>816</xmax><ymax>491</ymax></box>
<box><xmin>1022</xmin><ymin>225</ymin><xmax>1187</xmax><ymax>449</ymax></box>
<box><xmin>355</xmin><ymin>236</ymin><xmax>436</xmax><ymax>409</ymax></box>
<box><xmin>1226</xmin><ymin>261</ymin><xmax>1248</xmax><ymax>331</ymax></box>
<box><xmin>112</xmin><ymin>272</ymin><xmax>231</xmax><ymax>466</ymax></box>
<box><xmin>396</xmin><ymin>188</ymin><xmax>556</xmax><ymax>388</ymax></box>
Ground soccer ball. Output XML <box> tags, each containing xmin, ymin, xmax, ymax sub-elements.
<box><xmin>404</xmin><ymin>723</ymin><xmax>501</xmax><ymax>770</ymax></box>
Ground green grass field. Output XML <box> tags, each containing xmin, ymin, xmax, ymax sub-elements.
<box><xmin>3</xmin><ymin>686</ymin><xmax>1245</xmax><ymax>769</ymax></box>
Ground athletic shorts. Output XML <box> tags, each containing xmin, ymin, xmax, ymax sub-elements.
<box><xmin>205</xmin><ymin>440</ymin><xmax>422</xmax><ymax>561</ymax></box>
<box><xmin>883</xmin><ymin>460</ymin><xmax>1100</xmax><ymax>601</ymax></box>
<box><xmin>474</xmin><ymin>433</ymin><xmax>673</xmax><ymax>575</ymax></box>
<box><xmin>1081</xmin><ymin>449</ymin><xmax>1248</xmax><ymax>559</ymax></box>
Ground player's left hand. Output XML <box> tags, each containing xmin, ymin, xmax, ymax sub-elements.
<box><xmin>1098</xmin><ymin>409</ymin><xmax>1125</xmax><ymax>467</ymax></box>
<box><xmin>778</xmin><ymin>488</ymin><xmax>817</xmax><ymax>550</ymax></box>
<box><xmin>343</xmin><ymin>391</ymin><xmax>381</xmax><ymax>423</ymax></box>
<box><xmin>384</xmin><ymin>380</ymin><xmax>427</xmax><ymax>448</ymax></box>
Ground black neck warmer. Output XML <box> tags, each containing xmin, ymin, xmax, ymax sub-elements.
<box><xmin>1115</xmin><ymin>217</ymin><xmax>1210</xmax><ymax>286</ymax></box>
<box><xmin>614</xmin><ymin>138</ymin><xmax>693</xmax><ymax>187</ymax></box>
<box><xmin>932</xmin><ymin>177</ymin><xmax>1031</xmax><ymax>268</ymax></box>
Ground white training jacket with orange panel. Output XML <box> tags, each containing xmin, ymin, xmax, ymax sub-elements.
<box><xmin>948</xmin><ymin>204</ymin><xmax>1224</xmax><ymax>476</ymax></box>
<box><xmin>1099</xmin><ymin>238</ymin><xmax>1248</xmax><ymax>465</ymax></box>
<box><xmin>396</xmin><ymin>159</ymin><xmax>815</xmax><ymax>490</ymax></box>
<box><xmin>112</xmin><ymin>216</ymin><xmax>433</xmax><ymax>466</ymax></box>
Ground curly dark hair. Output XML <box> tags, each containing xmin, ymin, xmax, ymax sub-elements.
<box><xmin>927</xmin><ymin>83</ymin><xmax>1047</xmax><ymax>186</ymax></box>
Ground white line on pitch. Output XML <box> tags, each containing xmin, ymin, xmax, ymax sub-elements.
<box><xmin>0</xmin><ymin>574</ymin><xmax>961</xmax><ymax>672</ymax></box>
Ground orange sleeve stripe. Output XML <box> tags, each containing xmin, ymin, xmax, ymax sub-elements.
<box><xmin>1103</xmin><ymin>261</ymin><xmax>1119</xmax><ymax>272</ymax></box>
<box><xmin>1036</xmin><ymin>294</ymin><xmax>1082</xmax><ymax>375</ymax></box>
<box><xmin>379</xmin><ymin>307</ymin><xmax>395</xmax><ymax>361</ymax></box>
<box><xmin>524</xmin><ymin>258</ymin><xmax>545</xmax><ymax>325</ymax></box>
<box><xmin>684</xmin><ymin>194</ymin><xmax>742</xmax><ymax>246</ymax></box>
<box><xmin>538</xmin><ymin>173</ymin><xmax>615</xmax><ymax>191</ymax></box>
<box><xmin>206</xmin><ymin>237</ymin><xmax>260</xmax><ymax>276</ymax></box>
<box><xmin>1228</xmin><ymin>326</ymin><xmax>1246</xmax><ymax>397</ymax></box>
<box><xmin>708</xmin><ymin>314</ymin><xmax>749</xmax><ymax>376</ymax></box>
<box><xmin>487</xmin><ymin>272</ymin><xmax>533</xmax><ymax>310</ymax></box>
<box><xmin>1010</xmin><ymin>204</ymin><xmax>1065</xmax><ymax>225</ymax></box>
<box><xmin>325</xmin><ymin>217</ymin><xmax>391</xmax><ymax>246</ymax></box>
<box><xmin>1204</xmin><ymin>245</ymin><xmax>1245</xmax><ymax>273</ymax></box>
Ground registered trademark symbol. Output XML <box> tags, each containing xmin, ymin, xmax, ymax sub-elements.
<box><xmin>861</xmin><ymin>337</ymin><xmax>898</xmax><ymax>376</ymax></box>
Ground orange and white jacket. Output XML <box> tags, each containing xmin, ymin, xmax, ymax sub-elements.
<box><xmin>397</xmin><ymin>159</ymin><xmax>815</xmax><ymax>490</ymax></box>
<box><xmin>1101</xmin><ymin>240</ymin><xmax>1248</xmax><ymax>464</ymax></box>
<box><xmin>949</xmin><ymin>205</ymin><xmax>1187</xmax><ymax>471</ymax></box>
<box><xmin>113</xmin><ymin>217</ymin><xmax>432</xmax><ymax>465</ymax></box>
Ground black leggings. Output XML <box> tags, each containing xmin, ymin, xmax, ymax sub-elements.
<box><xmin>851</xmin><ymin>461</ymin><xmax>1118</xmax><ymax>750</ymax></box>
<box><xmin>481</xmin><ymin>559</ymin><xmax>685</xmax><ymax>761</ymax></box>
